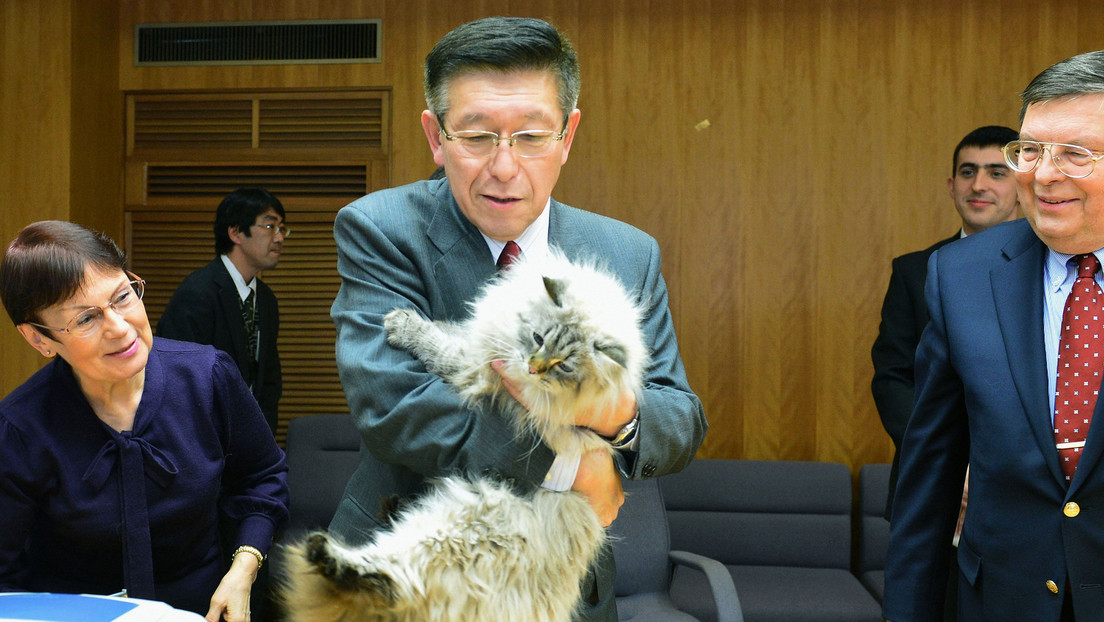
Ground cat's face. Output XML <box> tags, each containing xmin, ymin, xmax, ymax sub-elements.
<box><xmin>507</xmin><ymin>281</ymin><xmax>629</xmax><ymax>399</ymax></box>
<box><xmin>523</xmin><ymin>318</ymin><xmax>590</xmax><ymax>388</ymax></box>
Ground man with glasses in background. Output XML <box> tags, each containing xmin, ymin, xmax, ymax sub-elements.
<box><xmin>885</xmin><ymin>51</ymin><xmax>1104</xmax><ymax>622</ymax></box>
<box><xmin>327</xmin><ymin>17</ymin><xmax>706</xmax><ymax>620</ymax></box>
<box><xmin>158</xmin><ymin>187</ymin><xmax>288</xmax><ymax>436</ymax></box>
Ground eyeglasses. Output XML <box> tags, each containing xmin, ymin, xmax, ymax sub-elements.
<box><xmin>27</xmin><ymin>274</ymin><xmax>146</xmax><ymax>339</ymax></box>
<box><xmin>252</xmin><ymin>223</ymin><xmax>291</xmax><ymax>237</ymax></box>
<box><xmin>437</xmin><ymin>114</ymin><xmax>568</xmax><ymax>159</ymax></box>
<box><xmin>1002</xmin><ymin>140</ymin><xmax>1104</xmax><ymax>179</ymax></box>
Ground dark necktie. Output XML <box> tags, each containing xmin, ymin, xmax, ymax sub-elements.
<box><xmin>242</xmin><ymin>289</ymin><xmax>258</xmax><ymax>362</ymax></box>
<box><xmin>1054</xmin><ymin>253</ymin><xmax>1104</xmax><ymax>482</ymax></box>
<box><xmin>497</xmin><ymin>240</ymin><xmax>522</xmax><ymax>271</ymax></box>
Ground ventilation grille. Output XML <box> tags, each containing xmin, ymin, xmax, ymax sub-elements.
<box><xmin>146</xmin><ymin>164</ymin><xmax>368</xmax><ymax>199</ymax></box>
<box><xmin>129</xmin><ymin>91</ymin><xmax>388</xmax><ymax>154</ymax></box>
<box><xmin>135</xmin><ymin>19</ymin><xmax>381</xmax><ymax>66</ymax></box>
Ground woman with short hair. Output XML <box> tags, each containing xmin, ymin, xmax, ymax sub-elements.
<box><xmin>0</xmin><ymin>220</ymin><xmax>289</xmax><ymax>621</ymax></box>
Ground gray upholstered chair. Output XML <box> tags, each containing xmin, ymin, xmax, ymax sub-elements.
<box><xmin>610</xmin><ymin>477</ymin><xmax>744</xmax><ymax>621</ymax></box>
<box><xmin>660</xmin><ymin>459</ymin><xmax>883</xmax><ymax>622</ymax></box>
<box><xmin>283</xmin><ymin>413</ymin><xmax>361</xmax><ymax>537</ymax></box>
<box><xmin>856</xmin><ymin>463</ymin><xmax>891</xmax><ymax>603</ymax></box>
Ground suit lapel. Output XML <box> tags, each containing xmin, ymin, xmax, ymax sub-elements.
<box><xmin>547</xmin><ymin>200</ymin><xmax>586</xmax><ymax>259</ymax></box>
<box><xmin>425</xmin><ymin>184</ymin><xmax>497</xmax><ymax>317</ymax></box>
<box><xmin>212</xmin><ymin>260</ymin><xmax>251</xmax><ymax>366</ymax></box>
<box><xmin>991</xmin><ymin>230</ymin><xmax>1065</xmax><ymax>486</ymax></box>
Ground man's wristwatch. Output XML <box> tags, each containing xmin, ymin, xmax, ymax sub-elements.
<box><xmin>606</xmin><ymin>414</ymin><xmax>639</xmax><ymax>449</ymax></box>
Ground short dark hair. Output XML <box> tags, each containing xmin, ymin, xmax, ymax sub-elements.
<box><xmin>951</xmin><ymin>125</ymin><xmax>1019</xmax><ymax>175</ymax></box>
<box><xmin>213</xmin><ymin>188</ymin><xmax>286</xmax><ymax>255</ymax></box>
<box><xmin>1020</xmin><ymin>50</ymin><xmax>1104</xmax><ymax>122</ymax></box>
<box><xmin>1</xmin><ymin>220</ymin><xmax>127</xmax><ymax>327</ymax></box>
<box><xmin>424</xmin><ymin>17</ymin><xmax>581</xmax><ymax>122</ymax></box>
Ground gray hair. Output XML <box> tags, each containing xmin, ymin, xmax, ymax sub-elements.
<box><xmin>424</xmin><ymin>17</ymin><xmax>581</xmax><ymax>123</ymax></box>
<box><xmin>1021</xmin><ymin>50</ymin><xmax>1104</xmax><ymax>121</ymax></box>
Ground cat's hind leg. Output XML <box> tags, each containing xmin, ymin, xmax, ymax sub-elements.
<box><xmin>279</xmin><ymin>531</ymin><xmax>398</xmax><ymax>622</ymax></box>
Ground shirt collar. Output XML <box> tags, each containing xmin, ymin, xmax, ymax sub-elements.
<box><xmin>1044</xmin><ymin>247</ymin><xmax>1104</xmax><ymax>292</ymax></box>
<box><xmin>220</xmin><ymin>254</ymin><xmax>256</xmax><ymax>302</ymax></box>
<box><xmin>481</xmin><ymin>198</ymin><xmax>551</xmax><ymax>264</ymax></box>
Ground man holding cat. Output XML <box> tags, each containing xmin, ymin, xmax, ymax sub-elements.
<box><xmin>329</xmin><ymin>16</ymin><xmax>707</xmax><ymax>621</ymax></box>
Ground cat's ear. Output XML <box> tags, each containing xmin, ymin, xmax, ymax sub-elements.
<box><xmin>595</xmin><ymin>342</ymin><xmax>628</xmax><ymax>368</ymax></box>
<box><xmin>543</xmin><ymin>276</ymin><xmax>567</xmax><ymax>307</ymax></box>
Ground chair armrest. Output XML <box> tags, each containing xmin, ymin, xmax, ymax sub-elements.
<box><xmin>669</xmin><ymin>549</ymin><xmax>744</xmax><ymax>622</ymax></box>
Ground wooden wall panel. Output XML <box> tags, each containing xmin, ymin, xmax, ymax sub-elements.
<box><xmin>70</xmin><ymin>0</ymin><xmax>124</xmax><ymax>243</ymax></box>
<box><xmin>0</xmin><ymin>0</ymin><xmax>74</xmax><ymax>396</ymax></box>
<box><xmin>4</xmin><ymin>0</ymin><xmax>1104</xmax><ymax>475</ymax></box>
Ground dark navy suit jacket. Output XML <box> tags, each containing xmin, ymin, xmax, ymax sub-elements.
<box><xmin>872</xmin><ymin>233</ymin><xmax>959</xmax><ymax>516</ymax></box>
<box><xmin>885</xmin><ymin>219</ymin><xmax>1104</xmax><ymax>621</ymax></box>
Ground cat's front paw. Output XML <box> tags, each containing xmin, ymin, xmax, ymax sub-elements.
<box><xmin>384</xmin><ymin>308</ymin><xmax>426</xmax><ymax>350</ymax></box>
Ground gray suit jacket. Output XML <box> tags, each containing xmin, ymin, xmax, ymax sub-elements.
<box><xmin>329</xmin><ymin>179</ymin><xmax>707</xmax><ymax>620</ymax></box>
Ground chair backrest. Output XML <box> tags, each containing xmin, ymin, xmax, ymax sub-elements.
<box><xmin>284</xmin><ymin>414</ymin><xmax>361</xmax><ymax>536</ymax></box>
<box><xmin>659</xmin><ymin>459</ymin><xmax>853</xmax><ymax>570</ymax></box>
<box><xmin>609</xmin><ymin>477</ymin><xmax>673</xmax><ymax>596</ymax></box>
<box><xmin>856</xmin><ymin>463</ymin><xmax>891</xmax><ymax>575</ymax></box>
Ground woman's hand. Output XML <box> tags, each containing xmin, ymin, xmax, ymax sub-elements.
<box><xmin>205</xmin><ymin>551</ymin><xmax>259</xmax><ymax>622</ymax></box>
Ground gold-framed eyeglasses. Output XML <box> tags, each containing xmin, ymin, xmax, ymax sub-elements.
<box><xmin>27</xmin><ymin>273</ymin><xmax>146</xmax><ymax>339</ymax></box>
<box><xmin>1002</xmin><ymin>140</ymin><xmax>1104</xmax><ymax>179</ymax></box>
<box><xmin>437</xmin><ymin>114</ymin><xmax>568</xmax><ymax>159</ymax></box>
<box><xmin>252</xmin><ymin>223</ymin><xmax>291</xmax><ymax>237</ymax></box>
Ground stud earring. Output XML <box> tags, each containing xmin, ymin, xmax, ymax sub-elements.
<box><xmin>44</xmin><ymin>350</ymin><xmax>52</xmax><ymax>356</ymax></box>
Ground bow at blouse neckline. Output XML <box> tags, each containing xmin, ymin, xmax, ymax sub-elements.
<box><xmin>82</xmin><ymin>431</ymin><xmax>178</xmax><ymax>491</ymax></box>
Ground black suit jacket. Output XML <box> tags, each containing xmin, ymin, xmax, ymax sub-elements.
<box><xmin>871</xmin><ymin>233</ymin><xmax>958</xmax><ymax>515</ymax></box>
<box><xmin>157</xmin><ymin>258</ymin><xmax>282</xmax><ymax>433</ymax></box>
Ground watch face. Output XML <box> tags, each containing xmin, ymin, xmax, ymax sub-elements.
<box><xmin>609</xmin><ymin>415</ymin><xmax>639</xmax><ymax>448</ymax></box>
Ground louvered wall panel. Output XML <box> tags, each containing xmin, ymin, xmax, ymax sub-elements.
<box><xmin>128</xmin><ymin>90</ymin><xmax>390</xmax><ymax>156</ymax></box>
<box><xmin>127</xmin><ymin>211</ymin><xmax>349</xmax><ymax>446</ymax></box>
<box><xmin>259</xmin><ymin>96</ymin><xmax>385</xmax><ymax>150</ymax></box>
<box><xmin>127</xmin><ymin>214</ymin><xmax>216</xmax><ymax>323</ymax></box>
<box><xmin>125</xmin><ymin>88</ymin><xmax>390</xmax><ymax>445</ymax></box>
<box><xmin>133</xmin><ymin>99</ymin><xmax>253</xmax><ymax>151</ymax></box>
<box><xmin>145</xmin><ymin>164</ymin><xmax>369</xmax><ymax>199</ymax></box>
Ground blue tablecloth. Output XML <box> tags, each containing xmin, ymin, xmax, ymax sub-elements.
<box><xmin>0</xmin><ymin>593</ymin><xmax>204</xmax><ymax>622</ymax></box>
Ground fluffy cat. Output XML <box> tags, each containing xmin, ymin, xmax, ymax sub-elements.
<box><xmin>280</xmin><ymin>249</ymin><xmax>648</xmax><ymax>622</ymax></box>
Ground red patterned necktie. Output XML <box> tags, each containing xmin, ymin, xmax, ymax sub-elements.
<box><xmin>497</xmin><ymin>240</ymin><xmax>522</xmax><ymax>270</ymax></box>
<box><xmin>1054</xmin><ymin>253</ymin><xmax>1104</xmax><ymax>482</ymax></box>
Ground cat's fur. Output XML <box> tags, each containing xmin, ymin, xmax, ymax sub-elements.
<box><xmin>280</xmin><ymin>249</ymin><xmax>648</xmax><ymax>622</ymax></box>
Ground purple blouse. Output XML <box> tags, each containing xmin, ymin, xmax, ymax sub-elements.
<box><xmin>0</xmin><ymin>338</ymin><xmax>289</xmax><ymax>613</ymax></box>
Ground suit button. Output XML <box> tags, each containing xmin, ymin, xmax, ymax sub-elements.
<box><xmin>642</xmin><ymin>463</ymin><xmax>656</xmax><ymax>478</ymax></box>
<box><xmin>1064</xmin><ymin>502</ymin><xmax>1080</xmax><ymax>517</ymax></box>
<box><xmin>1046</xmin><ymin>580</ymin><xmax>1059</xmax><ymax>594</ymax></box>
